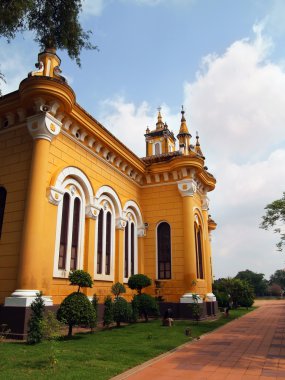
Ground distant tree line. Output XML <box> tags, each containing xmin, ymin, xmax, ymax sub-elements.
<box><xmin>213</xmin><ymin>268</ymin><xmax>285</xmax><ymax>309</ymax></box>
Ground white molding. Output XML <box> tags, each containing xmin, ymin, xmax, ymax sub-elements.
<box><xmin>94</xmin><ymin>185</ymin><xmax>122</xmax><ymax>218</ymax></box>
<box><xmin>47</xmin><ymin>186</ymin><xmax>65</xmax><ymax>206</ymax></box>
<box><xmin>177</xmin><ymin>179</ymin><xmax>197</xmax><ymax>197</ymax></box>
<box><xmin>61</xmin><ymin>130</ymin><xmax>143</xmax><ymax>186</ymax></box>
<box><xmin>54</xmin><ymin>166</ymin><xmax>94</xmax><ymax>204</ymax></box>
<box><xmin>180</xmin><ymin>293</ymin><xmax>203</xmax><ymax>304</ymax></box>
<box><xmin>123</xmin><ymin>216</ymin><xmax>138</xmax><ymax>282</ymax></box>
<box><xmin>53</xmin><ymin>179</ymin><xmax>86</xmax><ymax>278</ymax></box>
<box><xmin>4</xmin><ymin>290</ymin><xmax>53</xmax><ymax>307</ymax></box>
<box><xmin>94</xmin><ymin>195</ymin><xmax>116</xmax><ymax>281</ymax></box>
<box><xmin>27</xmin><ymin>112</ymin><xmax>62</xmax><ymax>142</ymax></box>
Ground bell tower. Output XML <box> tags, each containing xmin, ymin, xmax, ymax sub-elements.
<box><xmin>145</xmin><ymin>108</ymin><xmax>176</xmax><ymax>156</ymax></box>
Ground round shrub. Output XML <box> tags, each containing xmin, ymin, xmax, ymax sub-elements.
<box><xmin>111</xmin><ymin>282</ymin><xmax>126</xmax><ymax>299</ymax></box>
<box><xmin>113</xmin><ymin>297</ymin><xmax>132</xmax><ymax>327</ymax></box>
<box><xmin>128</xmin><ymin>274</ymin><xmax>152</xmax><ymax>294</ymax></box>
<box><xmin>68</xmin><ymin>270</ymin><xmax>93</xmax><ymax>292</ymax></box>
<box><xmin>57</xmin><ymin>292</ymin><xmax>96</xmax><ymax>336</ymax></box>
<box><xmin>133</xmin><ymin>293</ymin><xmax>159</xmax><ymax>322</ymax></box>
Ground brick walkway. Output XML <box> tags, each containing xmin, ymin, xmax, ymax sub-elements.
<box><xmin>112</xmin><ymin>300</ymin><xmax>285</xmax><ymax>380</ymax></box>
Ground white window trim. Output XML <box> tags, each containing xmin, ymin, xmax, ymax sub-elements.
<box><xmin>53</xmin><ymin>179</ymin><xmax>86</xmax><ymax>278</ymax></box>
<box><xmin>94</xmin><ymin>195</ymin><xmax>115</xmax><ymax>281</ymax></box>
<box><xmin>156</xmin><ymin>220</ymin><xmax>172</xmax><ymax>280</ymax></box>
<box><xmin>153</xmin><ymin>141</ymin><xmax>162</xmax><ymax>155</ymax></box>
<box><xmin>123</xmin><ymin>210</ymin><xmax>138</xmax><ymax>283</ymax></box>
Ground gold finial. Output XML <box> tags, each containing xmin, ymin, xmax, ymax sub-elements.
<box><xmin>156</xmin><ymin>106</ymin><xmax>164</xmax><ymax>130</ymax></box>
<box><xmin>178</xmin><ymin>105</ymin><xmax>190</xmax><ymax>135</ymax></box>
<box><xmin>195</xmin><ymin>131</ymin><xmax>204</xmax><ymax>157</ymax></box>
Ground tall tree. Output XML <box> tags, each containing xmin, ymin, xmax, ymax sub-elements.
<box><xmin>0</xmin><ymin>0</ymin><xmax>96</xmax><ymax>66</ymax></box>
<box><xmin>235</xmin><ymin>270</ymin><xmax>268</xmax><ymax>297</ymax></box>
<box><xmin>269</xmin><ymin>269</ymin><xmax>285</xmax><ymax>289</ymax></box>
<box><xmin>260</xmin><ymin>192</ymin><xmax>285</xmax><ymax>252</ymax></box>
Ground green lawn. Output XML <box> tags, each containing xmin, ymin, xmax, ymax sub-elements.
<box><xmin>0</xmin><ymin>308</ymin><xmax>254</xmax><ymax>380</ymax></box>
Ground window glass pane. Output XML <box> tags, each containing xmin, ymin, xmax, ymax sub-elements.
<box><xmin>0</xmin><ymin>187</ymin><xmax>7</xmax><ymax>239</ymax></box>
<box><xmin>97</xmin><ymin>209</ymin><xmax>103</xmax><ymax>274</ymax></box>
<box><xmin>58</xmin><ymin>193</ymin><xmax>70</xmax><ymax>269</ymax></box>
<box><xmin>155</xmin><ymin>143</ymin><xmax>160</xmax><ymax>155</ymax></box>
<box><xmin>70</xmin><ymin>198</ymin><xmax>80</xmax><ymax>271</ymax></box>
<box><xmin>124</xmin><ymin>222</ymin><xmax>129</xmax><ymax>278</ymax></box>
<box><xmin>131</xmin><ymin>223</ymin><xmax>135</xmax><ymax>275</ymax></box>
<box><xmin>105</xmin><ymin>211</ymin><xmax>111</xmax><ymax>275</ymax></box>
<box><xmin>157</xmin><ymin>222</ymin><xmax>171</xmax><ymax>279</ymax></box>
<box><xmin>197</xmin><ymin>230</ymin><xmax>204</xmax><ymax>279</ymax></box>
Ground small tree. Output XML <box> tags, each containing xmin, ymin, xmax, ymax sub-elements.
<box><xmin>57</xmin><ymin>292</ymin><xmax>96</xmax><ymax>336</ymax></box>
<box><xmin>27</xmin><ymin>292</ymin><xmax>45</xmax><ymax>344</ymax></box>
<box><xmin>189</xmin><ymin>294</ymin><xmax>202</xmax><ymax>323</ymax></box>
<box><xmin>111</xmin><ymin>282</ymin><xmax>126</xmax><ymax>299</ymax></box>
<box><xmin>69</xmin><ymin>270</ymin><xmax>93</xmax><ymax>292</ymax></box>
<box><xmin>133</xmin><ymin>293</ymin><xmax>159</xmax><ymax>322</ymax></box>
<box><xmin>113</xmin><ymin>297</ymin><xmax>132</xmax><ymax>327</ymax></box>
<box><xmin>91</xmin><ymin>294</ymin><xmax>99</xmax><ymax>327</ymax></box>
<box><xmin>268</xmin><ymin>283</ymin><xmax>283</xmax><ymax>297</ymax></box>
<box><xmin>103</xmin><ymin>295</ymin><xmax>113</xmax><ymax>327</ymax></box>
<box><xmin>128</xmin><ymin>274</ymin><xmax>152</xmax><ymax>295</ymax></box>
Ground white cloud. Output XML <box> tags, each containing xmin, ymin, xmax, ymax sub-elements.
<box><xmin>82</xmin><ymin>0</ymin><xmax>106</xmax><ymax>16</ymax></box>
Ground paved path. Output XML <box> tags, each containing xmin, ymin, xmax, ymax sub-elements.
<box><xmin>113</xmin><ymin>300</ymin><xmax>285</xmax><ymax>380</ymax></box>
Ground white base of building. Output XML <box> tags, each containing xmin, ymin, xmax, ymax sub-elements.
<box><xmin>180</xmin><ymin>293</ymin><xmax>203</xmax><ymax>303</ymax></box>
<box><xmin>205</xmin><ymin>293</ymin><xmax>216</xmax><ymax>302</ymax></box>
<box><xmin>4</xmin><ymin>289</ymin><xmax>53</xmax><ymax>307</ymax></box>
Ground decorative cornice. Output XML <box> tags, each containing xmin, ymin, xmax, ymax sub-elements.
<box><xmin>47</xmin><ymin>186</ymin><xmax>65</xmax><ymax>205</ymax></box>
<box><xmin>177</xmin><ymin>179</ymin><xmax>197</xmax><ymax>197</ymax></box>
<box><xmin>27</xmin><ymin>111</ymin><xmax>62</xmax><ymax>141</ymax></box>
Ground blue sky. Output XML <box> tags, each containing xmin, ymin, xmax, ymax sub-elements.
<box><xmin>1</xmin><ymin>0</ymin><xmax>285</xmax><ymax>280</ymax></box>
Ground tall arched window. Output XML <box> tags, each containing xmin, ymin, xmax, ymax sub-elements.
<box><xmin>154</xmin><ymin>142</ymin><xmax>161</xmax><ymax>155</ymax></box>
<box><xmin>95</xmin><ymin>198</ymin><xmax>115</xmax><ymax>280</ymax></box>
<box><xmin>195</xmin><ymin>224</ymin><xmax>204</xmax><ymax>279</ymax></box>
<box><xmin>124</xmin><ymin>211</ymin><xmax>138</xmax><ymax>280</ymax></box>
<box><xmin>157</xmin><ymin>222</ymin><xmax>171</xmax><ymax>279</ymax></box>
<box><xmin>54</xmin><ymin>182</ymin><xmax>85</xmax><ymax>277</ymax></box>
<box><xmin>0</xmin><ymin>187</ymin><xmax>7</xmax><ymax>239</ymax></box>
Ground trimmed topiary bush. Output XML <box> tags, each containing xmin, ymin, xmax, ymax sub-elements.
<box><xmin>57</xmin><ymin>292</ymin><xmax>96</xmax><ymax>336</ymax></box>
<box><xmin>103</xmin><ymin>295</ymin><xmax>113</xmax><ymax>327</ymax></box>
<box><xmin>68</xmin><ymin>270</ymin><xmax>93</xmax><ymax>292</ymax></box>
<box><xmin>113</xmin><ymin>297</ymin><xmax>132</xmax><ymax>327</ymax></box>
<box><xmin>133</xmin><ymin>293</ymin><xmax>159</xmax><ymax>322</ymax></box>
<box><xmin>27</xmin><ymin>292</ymin><xmax>45</xmax><ymax>344</ymax></box>
<box><xmin>128</xmin><ymin>274</ymin><xmax>152</xmax><ymax>295</ymax></box>
<box><xmin>111</xmin><ymin>282</ymin><xmax>126</xmax><ymax>299</ymax></box>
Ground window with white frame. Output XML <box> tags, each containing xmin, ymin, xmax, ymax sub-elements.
<box><xmin>54</xmin><ymin>181</ymin><xmax>85</xmax><ymax>277</ymax></box>
<box><xmin>124</xmin><ymin>211</ymin><xmax>138</xmax><ymax>280</ymax></box>
<box><xmin>95</xmin><ymin>197</ymin><xmax>115</xmax><ymax>280</ymax></box>
<box><xmin>0</xmin><ymin>186</ymin><xmax>7</xmax><ymax>239</ymax></box>
<box><xmin>195</xmin><ymin>223</ymin><xmax>204</xmax><ymax>279</ymax></box>
<box><xmin>157</xmin><ymin>222</ymin><xmax>171</xmax><ymax>279</ymax></box>
<box><xmin>154</xmin><ymin>142</ymin><xmax>161</xmax><ymax>155</ymax></box>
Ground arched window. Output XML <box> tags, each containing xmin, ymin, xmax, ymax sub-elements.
<box><xmin>95</xmin><ymin>198</ymin><xmax>115</xmax><ymax>280</ymax></box>
<box><xmin>157</xmin><ymin>222</ymin><xmax>171</xmax><ymax>279</ymax></box>
<box><xmin>195</xmin><ymin>224</ymin><xmax>204</xmax><ymax>279</ymax></box>
<box><xmin>154</xmin><ymin>142</ymin><xmax>161</xmax><ymax>155</ymax></box>
<box><xmin>0</xmin><ymin>187</ymin><xmax>7</xmax><ymax>239</ymax></box>
<box><xmin>54</xmin><ymin>182</ymin><xmax>85</xmax><ymax>277</ymax></box>
<box><xmin>124</xmin><ymin>211</ymin><xmax>138</xmax><ymax>280</ymax></box>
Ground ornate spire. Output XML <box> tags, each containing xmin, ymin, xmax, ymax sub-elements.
<box><xmin>156</xmin><ymin>107</ymin><xmax>164</xmax><ymax>130</ymax></box>
<box><xmin>177</xmin><ymin>105</ymin><xmax>191</xmax><ymax>137</ymax></box>
<box><xmin>195</xmin><ymin>131</ymin><xmax>204</xmax><ymax>157</ymax></box>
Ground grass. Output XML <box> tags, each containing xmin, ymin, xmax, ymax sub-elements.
<box><xmin>0</xmin><ymin>307</ymin><xmax>254</xmax><ymax>380</ymax></box>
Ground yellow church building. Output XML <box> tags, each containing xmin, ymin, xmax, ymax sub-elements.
<box><xmin>0</xmin><ymin>50</ymin><xmax>216</xmax><ymax>335</ymax></box>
